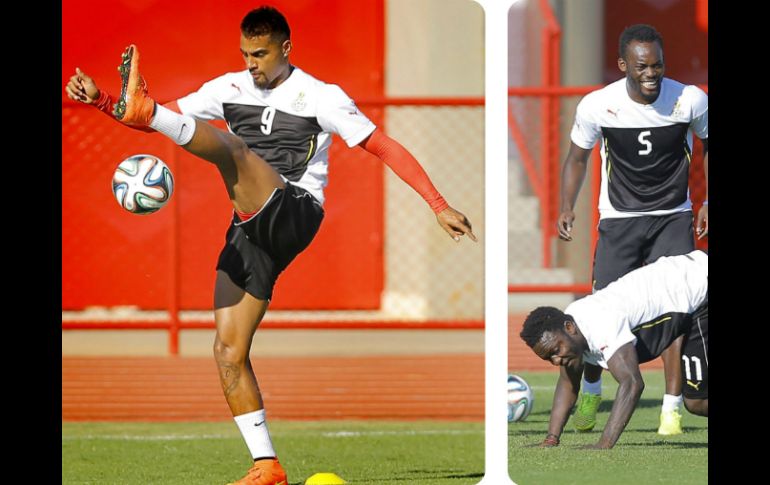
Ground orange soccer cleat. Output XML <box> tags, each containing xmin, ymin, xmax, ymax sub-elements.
<box><xmin>112</xmin><ymin>44</ymin><xmax>156</xmax><ymax>126</ymax></box>
<box><xmin>226</xmin><ymin>458</ymin><xmax>288</xmax><ymax>485</ymax></box>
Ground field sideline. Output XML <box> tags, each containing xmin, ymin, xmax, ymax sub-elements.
<box><xmin>508</xmin><ymin>370</ymin><xmax>707</xmax><ymax>485</ymax></box>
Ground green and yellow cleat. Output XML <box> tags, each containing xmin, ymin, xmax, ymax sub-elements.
<box><xmin>572</xmin><ymin>392</ymin><xmax>602</xmax><ymax>432</ymax></box>
<box><xmin>657</xmin><ymin>408</ymin><xmax>683</xmax><ymax>435</ymax></box>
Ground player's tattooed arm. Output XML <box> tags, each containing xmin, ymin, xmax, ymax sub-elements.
<box><xmin>586</xmin><ymin>343</ymin><xmax>644</xmax><ymax>449</ymax></box>
<box><xmin>557</xmin><ymin>143</ymin><xmax>592</xmax><ymax>241</ymax></box>
<box><xmin>542</xmin><ymin>363</ymin><xmax>582</xmax><ymax>447</ymax></box>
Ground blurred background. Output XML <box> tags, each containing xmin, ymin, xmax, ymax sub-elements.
<box><xmin>62</xmin><ymin>0</ymin><xmax>484</xmax><ymax>428</ymax></box>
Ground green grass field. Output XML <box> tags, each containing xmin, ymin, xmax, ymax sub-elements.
<box><xmin>62</xmin><ymin>420</ymin><xmax>484</xmax><ymax>485</ymax></box>
<box><xmin>508</xmin><ymin>370</ymin><xmax>708</xmax><ymax>485</ymax></box>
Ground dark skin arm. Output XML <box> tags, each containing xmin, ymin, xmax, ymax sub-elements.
<box><xmin>696</xmin><ymin>139</ymin><xmax>708</xmax><ymax>240</ymax></box>
<box><xmin>541</xmin><ymin>362</ymin><xmax>583</xmax><ymax>447</ymax></box>
<box><xmin>557</xmin><ymin>143</ymin><xmax>593</xmax><ymax>241</ymax></box>
<box><xmin>583</xmin><ymin>343</ymin><xmax>645</xmax><ymax>449</ymax></box>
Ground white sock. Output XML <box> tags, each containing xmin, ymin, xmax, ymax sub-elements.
<box><xmin>662</xmin><ymin>394</ymin><xmax>683</xmax><ymax>412</ymax></box>
<box><xmin>582</xmin><ymin>377</ymin><xmax>602</xmax><ymax>395</ymax></box>
<box><xmin>149</xmin><ymin>104</ymin><xmax>196</xmax><ymax>145</ymax></box>
<box><xmin>233</xmin><ymin>409</ymin><xmax>276</xmax><ymax>460</ymax></box>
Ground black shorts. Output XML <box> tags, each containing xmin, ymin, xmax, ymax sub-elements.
<box><xmin>633</xmin><ymin>312</ymin><xmax>692</xmax><ymax>365</ymax></box>
<box><xmin>216</xmin><ymin>183</ymin><xmax>324</xmax><ymax>301</ymax></box>
<box><xmin>593</xmin><ymin>212</ymin><xmax>695</xmax><ymax>290</ymax></box>
<box><xmin>681</xmin><ymin>298</ymin><xmax>708</xmax><ymax>399</ymax></box>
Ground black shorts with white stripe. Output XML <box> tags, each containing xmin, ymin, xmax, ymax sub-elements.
<box><xmin>682</xmin><ymin>297</ymin><xmax>708</xmax><ymax>400</ymax></box>
<box><xmin>216</xmin><ymin>183</ymin><xmax>324</xmax><ymax>301</ymax></box>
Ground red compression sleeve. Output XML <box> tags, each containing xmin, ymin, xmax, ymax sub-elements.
<box><xmin>92</xmin><ymin>89</ymin><xmax>114</xmax><ymax>116</ymax></box>
<box><xmin>361</xmin><ymin>129</ymin><xmax>449</xmax><ymax>213</ymax></box>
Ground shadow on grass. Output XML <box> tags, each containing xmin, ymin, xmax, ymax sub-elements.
<box><xmin>598</xmin><ymin>398</ymin><xmax>662</xmax><ymax>412</ymax></box>
<box><xmin>628</xmin><ymin>427</ymin><xmax>708</xmax><ymax>433</ymax></box>
<box><xmin>509</xmin><ymin>429</ymin><xmax>551</xmax><ymax>437</ymax></box>
<box><xmin>621</xmin><ymin>441</ymin><xmax>708</xmax><ymax>449</ymax></box>
<box><xmin>361</xmin><ymin>471</ymin><xmax>485</xmax><ymax>482</ymax></box>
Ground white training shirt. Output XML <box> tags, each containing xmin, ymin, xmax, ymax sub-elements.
<box><xmin>565</xmin><ymin>250</ymin><xmax>708</xmax><ymax>369</ymax></box>
<box><xmin>176</xmin><ymin>66</ymin><xmax>377</xmax><ymax>205</ymax></box>
<box><xmin>570</xmin><ymin>77</ymin><xmax>708</xmax><ymax>219</ymax></box>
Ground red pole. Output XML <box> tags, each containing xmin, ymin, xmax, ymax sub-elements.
<box><xmin>168</xmin><ymin>144</ymin><xmax>181</xmax><ymax>356</ymax></box>
<box><xmin>540</xmin><ymin>28</ymin><xmax>552</xmax><ymax>269</ymax></box>
<box><xmin>550</xmin><ymin>29</ymin><xmax>562</xmax><ymax>246</ymax></box>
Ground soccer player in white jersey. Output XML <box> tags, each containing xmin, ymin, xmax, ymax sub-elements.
<box><xmin>555</xmin><ymin>24</ymin><xmax>708</xmax><ymax>436</ymax></box>
<box><xmin>65</xmin><ymin>7</ymin><xmax>476</xmax><ymax>485</ymax></box>
<box><xmin>520</xmin><ymin>250</ymin><xmax>708</xmax><ymax>449</ymax></box>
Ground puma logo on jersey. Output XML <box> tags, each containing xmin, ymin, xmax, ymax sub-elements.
<box><xmin>231</xmin><ymin>83</ymin><xmax>242</xmax><ymax>94</ymax></box>
<box><xmin>686</xmin><ymin>380</ymin><xmax>701</xmax><ymax>391</ymax></box>
<box><xmin>606</xmin><ymin>108</ymin><xmax>619</xmax><ymax>117</ymax></box>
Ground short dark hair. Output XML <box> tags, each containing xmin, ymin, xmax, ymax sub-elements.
<box><xmin>241</xmin><ymin>6</ymin><xmax>291</xmax><ymax>44</ymax></box>
<box><xmin>520</xmin><ymin>306</ymin><xmax>568</xmax><ymax>348</ymax></box>
<box><xmin>619</xmin><ymin>24</ymin><xmax>663</xmax><ymax>59</ymax></box>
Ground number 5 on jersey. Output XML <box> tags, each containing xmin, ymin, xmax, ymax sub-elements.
<box><xmin>638</xmin><ymin>130</ymin><xmax>652</xmax><ymax>155</ymax></box>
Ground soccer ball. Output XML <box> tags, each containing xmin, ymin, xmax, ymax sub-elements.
<box><xmin>112</xmin><ymin>154</ymin><xmax>174</xmax><ymax>214</ymax></box>
<box><xmin>507</xmin><ymin>374</ymin><xmax>534</xmax><ymax>422</ymax></box>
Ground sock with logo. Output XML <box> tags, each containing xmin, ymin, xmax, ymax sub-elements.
<box><xmin>233</xmin><ymin>409</ymin><xmax>276</xmax><ymax>460</ymax></box>
<box><xmin>149</xmin><ymin>104</ymin><xmax>196</xmax><ymax>146</ymax></box>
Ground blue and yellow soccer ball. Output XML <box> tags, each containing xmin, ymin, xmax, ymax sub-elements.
<box><xmin>112</xmin><ymin>154</ymin><xmax>174</xmax><ymax>215</ymax></box>
<box><xmin>507</xmin><ymin>374</ymin><xmax>534</xmax><ymax>422</ymax></box>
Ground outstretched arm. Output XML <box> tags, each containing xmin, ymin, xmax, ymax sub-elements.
<box><xmin>696</xmin><ymin>139</ymin><xmax>708</xmax><ymax>240</ymax></box>
<box><xmin>541</xmin><ymin>363</ymin><xmax>583</xmax><ymax>447</ymax></box>
<box><xmin>586</xmin><ymin>343</ymin><xmax>645</xmax><ymax>449</ymax></box>
<box><xmin>359</xmin><ymin>129</ymin><xmax>476</xmax><ymax>243</ymax></box>
<box><xmin>557</xmin><ymin>142</ymin><xmax>593</xmax><ymax>241</ymax></box>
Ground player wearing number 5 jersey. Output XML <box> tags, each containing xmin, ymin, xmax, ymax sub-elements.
<box><xmin>65</xmin><ymin>6</ymin><xmax>476</xmax><ymax>485</ymax></box>
<box><xmin>555</xmin><ymin>24</ymin><xmax>708</xmax><ymax>437</ymax></box>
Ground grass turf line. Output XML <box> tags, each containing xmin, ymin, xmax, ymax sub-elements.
<box><xmin>63</xmin><ymin>420</ymin><xmax>484</xmax><ymax>485</ymax></box>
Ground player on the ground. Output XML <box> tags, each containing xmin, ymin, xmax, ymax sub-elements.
<box><xmin>520</xmin><ymin>250</ymin><xmax>708</xmax><ymax>449</ymax></box>
<box><xmin>65</xmin><ymin>7</ymin><xmax>476</xmax><ymax>485</ymax></box>
<box><xmin>555</xmin><ymin>24</ymin><xmax>708</xmax><ymax>436</ymax></box>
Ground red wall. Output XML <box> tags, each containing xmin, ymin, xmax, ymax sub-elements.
<box><xmin>62</xmin><ymin>0</ymin><xmax>385</xmax><ymax>310</ymax></box>
<box><xmin>604</xmin><ymin>0</ymin><xmax>708</xmax><ymax>85</ymax></box>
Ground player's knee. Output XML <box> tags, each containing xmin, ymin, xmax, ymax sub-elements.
<box><xmin>683</xmin><ymin>397</ymin><xmax>708</xmax><ymax>416</ymax></box>
<box><xmin>213</xmin><ymin>337</ymin><xmax>250</xmax><ymax>366</ymax></box>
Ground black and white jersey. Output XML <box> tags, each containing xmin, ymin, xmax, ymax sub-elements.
<box><xmin>570</xmin><ymin>78</ymin><xmax>708</xmax><ymax>219</ymax></box>
<box><xmin>176</xmin><ymin>67</ymin><xmax>377</xmax><ymax>205</ymax></box>
<box><xmin>565</xmin><ymin>250</ymin><xmax>708</xmax><ymax>369</ymax></box>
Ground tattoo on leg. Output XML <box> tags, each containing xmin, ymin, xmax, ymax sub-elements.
<box><xmin>219</xmin><ymin>362</ymin><xmax>241</xmax><ymax>397</ymax></box>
